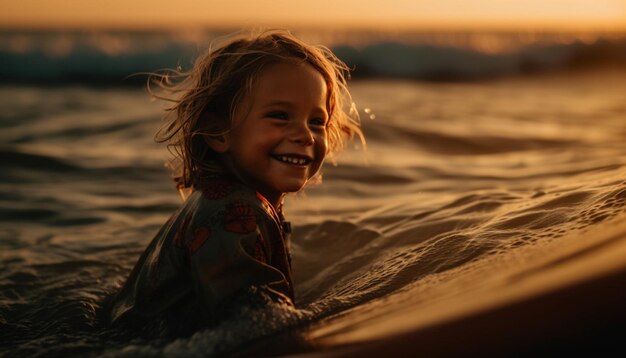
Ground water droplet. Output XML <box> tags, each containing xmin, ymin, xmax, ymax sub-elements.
<box><xmin>364</xmin><ymin>108</ymin><xmax>371</xmax><ymax>114</ymax></box>
<box><xmin>369</xmin><ymin>114</ymin><xmax>376</xmax><ymax>120</ymax></box>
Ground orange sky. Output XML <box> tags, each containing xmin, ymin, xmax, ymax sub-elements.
<box><xmin>1</xmin><ymin>0</ymin><xmax>625</xmax><ymax>31</ymax></box>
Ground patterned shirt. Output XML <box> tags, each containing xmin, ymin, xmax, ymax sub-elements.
<box><xmin>108</xmin><ymin>179</ymin><xmax>294</xmax><ymax>328</ymax></box>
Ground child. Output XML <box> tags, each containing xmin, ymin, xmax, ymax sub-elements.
<box><xmin>106</xmin><ymin>30</ymin><xmax>362</xmax><ymax>336</ymax></box>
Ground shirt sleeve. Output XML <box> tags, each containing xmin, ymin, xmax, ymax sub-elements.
<box><xmin>182</xmin><ymin>197</ymin><xmax>292</xmax><ymax>317</ymax></box>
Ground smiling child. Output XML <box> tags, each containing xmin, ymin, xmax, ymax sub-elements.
<box><xmin>106</xmin><ymin>30</ymin><xmax>362</xmax><ymax>337</ymax></box>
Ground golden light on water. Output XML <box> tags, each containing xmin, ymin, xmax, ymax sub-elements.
<box><xmin>0</xmin><ymin>0</ymin><xmax>625</xmax><ymax>31</ymax></box>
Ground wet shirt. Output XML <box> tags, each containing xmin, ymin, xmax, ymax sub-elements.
<box><xmin>108</xmin><ymin>179</ymin><xmax>294</xmax><ymax>326</ymax></box>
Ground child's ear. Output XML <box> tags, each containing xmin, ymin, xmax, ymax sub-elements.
<box><xmin>200</xmin><ymin>113</ymin><xmax>230</xmax><ymax>153</ymax></box>
<box><xmin>203</xmin><ymin>134</ymin><xmax>229</xmax><ymax>153</ymax></box>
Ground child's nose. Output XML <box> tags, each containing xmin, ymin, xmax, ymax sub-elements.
<box><xmin>289</xmin><ymin>122</ymin><xmax>314</xmax><ymax>145</ymax></box>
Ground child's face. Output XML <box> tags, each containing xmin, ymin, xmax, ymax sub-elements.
<box><xmin>218</xmin><ymin>62</ymin><xmax>329</xmax><ymax>206</ymax></box>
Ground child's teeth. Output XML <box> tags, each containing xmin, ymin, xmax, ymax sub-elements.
<box><xmin>279</xmin><ymin>156</ymin><xmax>307</xmax><ymax>165</ymax></box>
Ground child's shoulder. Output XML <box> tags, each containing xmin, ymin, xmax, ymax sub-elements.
<box><xmin>174</xmin><ymin>179</ymin><xmax>283</xmax><ymax>258</ymax></box>
<box><xmin>187</xmin><ymin>179</ymin><xmax>279</xmax><ymax>224</ymax></box>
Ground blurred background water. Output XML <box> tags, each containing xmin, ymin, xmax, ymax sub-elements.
<box><xmin>1</xmin><ymin>28</ymin><xmax>625</xmax><ymax>84</ymax></box>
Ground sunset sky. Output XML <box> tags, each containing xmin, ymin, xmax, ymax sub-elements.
<box><xmin>1</xmin><ymin>0</ymin><xmax>625</xmax><ymax>31</ymax></box>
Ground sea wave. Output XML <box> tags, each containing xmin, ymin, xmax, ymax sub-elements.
<box><xmin>0</xmin><ymin>149</ymin><xmax>80</xmax><ymax>171</ymax></box>
<box><xmin>0</xmin><ymin>30</ymin><xmax>625</xmax><ymax>84</ymax></box>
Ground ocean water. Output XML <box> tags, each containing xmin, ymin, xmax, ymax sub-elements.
<box><xmin>2</xmin><ymin>30</ymin><xmax>626</xmax><ymax>357</ymax></box>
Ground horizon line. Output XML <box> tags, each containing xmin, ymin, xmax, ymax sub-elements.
<box><xmin>2</xmin><ymin>21</ymin><xmax>626</xmax><ymax>34</ymax></box>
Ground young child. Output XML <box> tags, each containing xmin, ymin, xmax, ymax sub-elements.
<box><xmin>106</xmin><ymin>30</ymin><xmax>362</xmax><ymax>336</ymax></box>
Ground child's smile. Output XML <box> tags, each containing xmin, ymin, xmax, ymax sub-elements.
<box><xmin>213</xmin><ymin>61</ymin><xmax>329</xmax><ymax>208</ymax></box>
<box><xmin>272</xmin><ymin>154</ymin><xmax>312</xmax><ymax>166</ymax></box>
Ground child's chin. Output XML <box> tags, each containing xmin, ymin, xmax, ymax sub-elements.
<box><xmin>279</xmin><ymin>181</ymin><xmax>308</xmax><ymax>193</ymax></box>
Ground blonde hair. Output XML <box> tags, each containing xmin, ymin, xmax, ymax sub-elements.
<box><xmin>151</xmin><ymin>29</ymin><xmax>363</xmax><ymax>191</ymax></box>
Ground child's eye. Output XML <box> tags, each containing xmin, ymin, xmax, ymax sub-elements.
<box><xmin>310</xmin><ymin>117</ymin><xmax>327</xmax><ymax>126</ymax></box>
<box><xmin>267</xmin><ymin>111</ymin><xmax>288</xmax><ymax>120</ymax></box>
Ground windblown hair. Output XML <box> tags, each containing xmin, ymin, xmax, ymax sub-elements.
<box><xmin>151</xmin><ymin>29</ymin><xmax>363</xmax><ymax>191</ymax></box>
